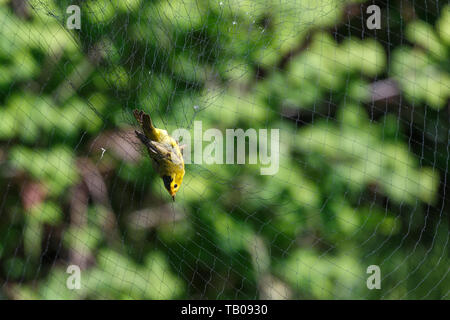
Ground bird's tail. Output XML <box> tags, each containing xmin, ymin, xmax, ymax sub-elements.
<box><xmin>133</xmin><ymin>109</ymin><xmax>154</xmax><ymax>138</ymax></box>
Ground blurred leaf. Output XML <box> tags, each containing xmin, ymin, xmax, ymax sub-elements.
<box><xmin>10</xmin><ymin>146</ymin><xmax>79</xmax><ymax>196</ymax></box>
<box><xmin>29</xmin><ymin>201</ymin><xmax>63</xmax><ymax>225</ymax></box>
<box><xmin>436</xmin><ymin>5</ymin><xmax>450</xmax><ymax>45</ymax></box>
<box><xmin>406</xmin><ymin>20</ymin><xmax>446</xmax><ymax>59</ymax></box>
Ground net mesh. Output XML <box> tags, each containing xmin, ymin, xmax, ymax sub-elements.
<box><xmin>0</xmin><ymin>0</ymin><xmax>448</xmax><ymax>299</ymax></box>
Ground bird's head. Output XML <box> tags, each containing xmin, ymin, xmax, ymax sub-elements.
<box><xmin>162</xmin><ymin>172</ymin><xmax>184</xmax><ymax>201</ymax></box>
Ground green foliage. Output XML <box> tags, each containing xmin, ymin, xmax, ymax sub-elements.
<box><xmin>297</xmin><ymin>103</ymin><xmax>439</xmax><ymax>205</ymax></box>
<box><xmin>10</xmin><ymin>146</ymin><xmax>78</xmax><ymax>196</ymax></box>
<box><xmin>391</xmin><ymin>6</ymin><xmax>450</xmax><ymax>109</ymax></box>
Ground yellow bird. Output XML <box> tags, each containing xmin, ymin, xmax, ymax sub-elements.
<box><xmin>133</xmin><ymin>109</ymin><xmax>185</xmax><ymax>201</ymax></box>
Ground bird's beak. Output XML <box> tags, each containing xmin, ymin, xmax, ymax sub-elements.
<box><xmin>172</xmin><ymin>195</ymin><xmax>175</xmax><ymax>202</ymax></box>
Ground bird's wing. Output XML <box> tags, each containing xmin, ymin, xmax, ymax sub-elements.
<box><xmin>150</xmin><ymin>141</ymin><xmax>184</xmax><ymax>166</ymax></box>
<box><xmin>148</xmin><ymin>141</ymin><xmax>172</xmax><ymax>160</ymax></box>
<box><xmin>135</xmin><ymin>130</ymin><xmax>160</xmax><ymax>157</ymax></box>
<box><xmin>135</xmin><ymin>130</ymin><xmax>183</xmax><ymax>165</ymax></box>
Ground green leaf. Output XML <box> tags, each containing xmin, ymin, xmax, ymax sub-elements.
<box><xmin>436</xmin><ymin>5</ymin><xmax>450</xmax><ymax>45</ymax></box>
<box><xmin>406</xmin><ymin>20</ymin><xmax>446</xmax><ymax>59</ymax></box>
<box><xmin>29</xmin><ymin>202</ymin><xmax>63</xmax><ymax>225</ymax></box>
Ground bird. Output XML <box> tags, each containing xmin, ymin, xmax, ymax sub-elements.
<box><xmin>133</xmin><ymin>109</ymin><xmax>185</xmax><ymax>201</ymax></box>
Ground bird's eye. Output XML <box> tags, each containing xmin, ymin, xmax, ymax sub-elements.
<box><xmin>174</xmin><ymin>184</ymin><xmax>178</xmax><ymax>188</ymax></box>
